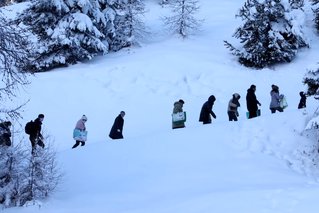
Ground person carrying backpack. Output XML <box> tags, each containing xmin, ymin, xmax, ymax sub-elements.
<box><xmin>0</xmin><ymin>121</ymin><xmax>12</xmax><ymax>146</ymax></box>
<box><xmin>25</xmin><ymin>114</ymin><xmax>45</xmax><ymax>153</ymax></box>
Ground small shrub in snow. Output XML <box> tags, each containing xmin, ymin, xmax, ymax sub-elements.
<box><xmin>0</xmin><ymin>136</ymin><xmax>62</xmax><ymax>208</ymax></box>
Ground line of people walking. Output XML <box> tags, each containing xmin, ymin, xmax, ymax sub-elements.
<box><xmin>171</xmin><ymin>84</ymin><xmax>307</xmax><ymax>129</ymax></box>
<box><xmin>0</xmin><ymin>84</ymin><xmax>309</xmax><ymax>151</ymax></box>
<box><xmin>71</xmin><ymin>111</ymin><xmax>126</xmax><ymax>149</ymax></box>
<box><xmin>0</xmin><ymin>111</ymin><xmax>126</xmax><ymax>153</ymax></box>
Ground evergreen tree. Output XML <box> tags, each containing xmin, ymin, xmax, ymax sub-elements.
<box><xmin>303</xmin><ymin>65</ymin><xmax>319</xmax><ymax>96</ymax></box>
<box><xmin>160</xmin><ymin>0</ymin><xmax>173</xmax><ymax>5</ymax></box>
<box><xmin>163</xmin><ymin>0</ymin><xmax>203</xmax><ymax>38</ymax></box>
<box><xmin>103</xmin><ymin>0</ymin><xmax>146</xmax><ymax>51</ymax></box>
<box><xmin>224</xmin><ymin>0</ymin><xmax>307</xmax><ymax>68</ymax></box>
<box><xmin>18</xmin><ymin>0</ymin><xmax>108</xmax><ymax>72</ymax></box>
<box><xmin>303</xmin><ymin>65</ymin><xmax>319</xmax><ymax>143</ymax></box>
<box><xmin>289</xmin><ymin>0</ymin><xmax>304</xmax><ymax>9</ymax></box>
<box><xmin>312</xmin><ymin>0</ymin><xmax>319</xmax><ymax>31</ymax></box>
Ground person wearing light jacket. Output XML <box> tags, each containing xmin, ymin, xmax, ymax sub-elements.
<box><xmin>269</xmin><ymin>84</ymin><xmax>283</xmax><ymax>113</ymax></box>
<box><xmin>72</xmin><ymin>115</ymin><xmax>88</xmax><ymax>148</ymax></box>
<box><xmin>228</xmin><ymin>93</ymin><xmax>241</xmax><ymax>121</ymax></box>
<box><xmin>172</xmin><ymin>99</ymin><xmax>185</xmax><ymax>129</ymax></box>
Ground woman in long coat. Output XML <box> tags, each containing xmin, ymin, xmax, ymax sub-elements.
<box><xmin>109</xmin><ymin>111</ymin><xmax>125</xmax><ymax>139</ymax></box>
<box><xmin>246</xmin><ymin>85</ymin><xmax>261</xmax><ymax>119</ymax></box>
<box><xmin>227</xmin><ymin>93</ymin><xmax>241</xmax><ymax>121</ymax></box>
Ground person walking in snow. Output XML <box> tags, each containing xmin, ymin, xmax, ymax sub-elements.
<box><xmin>298</xmin><ymin>91</ymin><xmax>307</xmax><ymax>109</ymax></box>
<box><xmin>246</xmin><ymin>85</ymin><xmax>261</xmax><ymax>119</ymax></box>
<box><xmin>199</xmin><ymin>95</ymin><xmax>217</xmax><ymax>124</ymax></box>
<box><xmin>109</xmin><ymin>111</ymin><xmax>125</xmax><ymax>139</ymax></box>
<box><xmin>72</xmin><ymin>115</ymin><xmax>88</xmax><ymax>148</ymax></box>
<box><xmin>0</xmin><ymin>121</ymin><xmax>12</xmax><ymax>146</ymax></box>
<box><xmin>172</xmin><ymin>99</ymin><xmax>186</xmax><ymax>129</ymax></box>
<box><xmin>227</xmin><ymin>93</ymin><xmax>241</xmax><ymax>121</ymax></box>
<box><xmin>27</xmin><ymin>114</ymin><xmax>45</xmax><ymax>153</ymax></box>
<box><xmin>269</xmin><ymin>84</ymin><xmax>284</xmax><ymax>113</ymax></box>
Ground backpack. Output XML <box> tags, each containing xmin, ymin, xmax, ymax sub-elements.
<box><xmin>25</xmin><ymin>120</ymin><xmax>34</xmax><ymax>135</ymax></box>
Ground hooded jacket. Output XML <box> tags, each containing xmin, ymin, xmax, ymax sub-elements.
<box><xmin>199</xmin><ymin>95</ymin><xmax>216</xmax><ymax>124</ymax></box>
<box><xmin>270</xmin><ymin>90</ymin><xmax>281</xmax><ymax>109</ymax></box>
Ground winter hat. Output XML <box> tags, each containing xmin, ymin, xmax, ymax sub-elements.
<box><xmin>208</xmin><ymin>95</ymin><xmax>216</xmax><ymax>103</ymax></box>
<box><xmin>233</xmin><ymin>93</ymin><xmax>240</xmax><ymax>99</ymax></box>
<box><xmin>4</xmin><ymin>121</ymin><xmax>12</xmax><ymax>126</ymax></box>
<box><xmin>82</xmin><ymin>115</ymin><xmax>87</xmax><ymax>121</ymax></box>
<box><xmin>250</xmin><ymin>84</ymin><xmax>256</xmax><ymax>90</ymax></box>
<box><xmin>271</xmin><ymin>84</ymin><xmax>279</xmax><ymax>90</ymax></box>
<box><xmin>179</xmin><ymin>99</ymin><xmax>185</xmax><ymax>104</ymax></box>
<box><xmin>38</xmin><ymin>114</ymin><xmax>44</xmax><ymax>118</ymax></box>
<box><xmin>120</xmin><ymin>111</ymin><xmax>125</xmax><ymax>117</ymax></box>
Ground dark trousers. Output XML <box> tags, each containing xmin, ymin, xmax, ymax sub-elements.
<box><xmin>202</xmin><ymin>120</ymin><xmax>212</xmax><ymax>124</ymax></box>
<box><xmin>30</xmin><ymin>135</ymin><xmax>44</xmax><ymax>148</ymax></box>
<box><xmin>270</xmin><ymin>107</ymin><xmax>283</xmax><ymax>113</ymax></box>
<box><xmin>228</xmin><ymin>111</ymin><xmax>238</xmax><ymax>121</ymax></box>
<box><xmin>72</xmin><ymin>140</ymin><xmax>85</xmax><ymax>149</ymax></box>
<box><xmin>248</xmin><ymin>110</ymin><xmax>257</xmax><ymax>119</ymax></box>
<box><xmin>248</xmin><ymin>109</ymin><xmax>258</xmax><ymax>119</ymax></box>
<box><xmin>172</xmin><ymin>126</ymin><xmax>185</xmax><ymax>129</ymax></box>
<box><xmin>29</xmin><ymin>135</ymin><xmax>44</xmax><ymax>154</ymax></box>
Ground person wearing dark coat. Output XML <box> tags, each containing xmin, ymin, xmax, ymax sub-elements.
<box><xmin>246</xmin><ymin>85</ymin><xmax>261</xmax><ymax>119</ymax></box>
<box><xmin>29</xmin><ymin>114</ymin><xmax>45</xmax><ymax>153</ymax></box>
<box><xmin>0</xmin><ymin>121</ymin><xmax>12</xmax><ymax>146</ymax></box>
<box><xmin>199</xmin><ymin>95</ymin><xmax>217</xmax><ymax>124</ymax></box>
<box><xmin>298</xmin><ymin>91</ymin><xmax>307</xmax><ymax>109</ymax></box>
<box><xmin>109</xmin><ymin>111</ymin><xmax>125</xmax><ymax>139</ymax></box>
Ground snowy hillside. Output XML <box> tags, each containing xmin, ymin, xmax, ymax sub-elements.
<box><xmin>3</xmin><ymin>0</ymin><xmax>319</xmax><ymax>212</ymax></box>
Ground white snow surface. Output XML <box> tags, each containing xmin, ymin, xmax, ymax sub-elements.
<box><xmin>3</xmin><ymin>0</ymin><xmax>319</xmax><ymax>212</ymax></box>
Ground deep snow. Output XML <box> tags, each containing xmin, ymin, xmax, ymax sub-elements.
<box><xmin>3</xmin><ymin>0</ymin><xmax>319</xmax><ymax>212</ymax></box>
